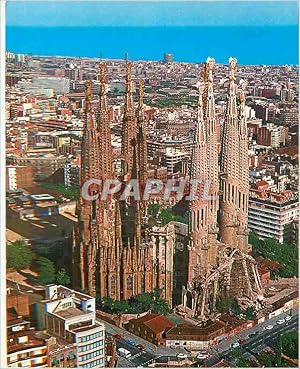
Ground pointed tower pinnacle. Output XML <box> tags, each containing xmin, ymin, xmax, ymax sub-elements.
<box><xmin>137</xmin><ymin>79</ymin><xmax>148</xmax><ymax>186</ymax></box>
<box><xmin>203</xmin><ymin>57</ymin><xmax>219</xmax><ymax>238</ymax></box>
<box><xmin>98</xmin><ymin>63</ymin><xmax>113</xmax><ymax>179</ymax></box>
<box><xmin>188</xmin><ymin>81</ymin><xmax>210</xmax><ymax>287</ymax></box>
<box><xmin>237</xmin><ymin>79</ymin><xmax>250</xmax><ymax>251</ymax></box>
<box><xmin>121</xmin><ymin>61</ymin><xmax>137</xmax><ymax>176</ymax></box>
<box><xmin>81</xmin><ymin>81</ymin><xmax>100</xmax><ymax>186</ymax></box>
<box><xmin>219</xmin><ymin>57</ymin><xmax>241</xmax><ymax>246</ymax></box>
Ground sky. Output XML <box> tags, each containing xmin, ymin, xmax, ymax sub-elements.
<box><xmin>6</xmin><ymin>0</ymin><xmax>298</xmax><ymax>28</ymax></box>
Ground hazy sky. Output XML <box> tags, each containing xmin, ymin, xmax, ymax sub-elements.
<box><xmin>6</xmin><ymin>0</ymin><xmax>298</xmax><ymax>27</ymax></box>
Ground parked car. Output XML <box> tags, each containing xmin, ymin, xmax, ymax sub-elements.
<box><xmin>136</xmin><ymin>344</ymin><xmax>145</xmax><ymax>351</ymax></box>
<box><xmin>196</xmin><ymin>352</ymin><xmax>209</xmax><ymax>360</ymax></box>
<box><xmin>276</xmin><ymin>319</ymin><xmax>285</xmax><ymax>325</ymax></box>
<box><xmin>265</xmin><ymin>325</ymin><xmax>273</xmax><ymax>330</ymax></box>
<box><xmin>285</xmin><ymin>315</ymin><xmax>292</xmax><ymax>321</ymax></box>
<box><xmin>118</xmin><ymin>348</ymin><xmax>131</xmax><ymax>359</ymax></box>
<box><xmin>248</xmin><ymin>332</ymin><xmax>258</xmax><ymax>339</ymax></box>
<box><xmin>238</xmin><ymin>338</ymin><xmax>246</xmax><ymax>344</ymax></box>
<box><xmin>125</xmin><ymin>339</ymin><xmax>136</xmax><ymax>346</ymax></box>
<box><xmin>113</xmin><ymin>334</ymin><xmax>124</xmax><ymax>340</ymax></box>
<box><xmin>177</xmin><ymin>353</ymin><xmax>188</xmax><ymax>359</ymax></box>
<box><xmin>231</xmin><ymin>342</ymin><xmax>240</xmax><ymax>349</ymax></box>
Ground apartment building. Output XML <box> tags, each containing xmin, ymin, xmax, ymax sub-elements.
<box><xmin>248</xmin><ymin>185</ymin><xmax>299</xmax><ymax>243</ymax></box>
<box><xmin>7</xmin><ymin>316</ymin><xmax>48</xmax><ymax>368</ymax></box>
<box><xmin>36</xmin><ymin>285</ymin><xmax>105</xmax><ymax>368</ymax></box>
<box><xmin>6</xmin><ymin>165</ymin><xmax>34</xmax><ymax>191</ymax></box>
<box><xmin>64</xmin><ymin>163</ymin><xmax>80</xmax><ymax>187</ymax></box>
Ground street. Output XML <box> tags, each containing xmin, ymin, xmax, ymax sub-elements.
<box><xmin>97</xmin><ymin>308</ymin><xmax>298</xmax><ymax>367</ymax></box>
<box><xmin>206</xmin><ymin>311</ymin><xmax>298</xmax><ymax>366</ymax></box>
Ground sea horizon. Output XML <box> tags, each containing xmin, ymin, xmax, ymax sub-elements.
<box><xmin>6</xmin><ymin>25</ymin><xmax>299</xmax><ymax>66</ymax></box>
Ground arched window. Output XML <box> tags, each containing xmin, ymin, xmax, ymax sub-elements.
<box><xmin>111</xmin><ymin>275</ymin><xmax>116</xmax><ymax>295</ymax></box>
<box><xmin>127</xmin><ymin>275</ymin><xmax>133</xmax><ymax>291</ymax></box>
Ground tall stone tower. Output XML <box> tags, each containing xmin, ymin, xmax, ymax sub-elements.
<box><xmin>219</xmin><ymin>58</ymin><xmax>249</xmax><ymax>253</ymax></box>
<box><xmin>72</xmin><ymin>67</ymin><xmax>124</xmax><ymax>298</ymax></box>
<box><xmin>182</xmin><ymin>58</ymin><xmax>262</xmax><ymax>319</ymax></box>
<box><xmin>73</xmin><ymin>62</ymin><xmax>175</xmax><ymax>305</ymax></box>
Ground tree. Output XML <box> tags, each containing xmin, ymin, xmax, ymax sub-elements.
<box><xmin>274</xmin><ymin>334</ymin><xmax>282</xmax><ymax>367</ymax></box>
<box><xmin>98</xmin><ymin>290</ymin><xmax>170</xmax><ymax>315</ymax></box>
<box><xmin>114</xmin><ymin>300</ymin><xmax>130</xmax><ymax>314</ymax></box>
<box><xmin>152</xmin><ymin>299</ymin><xmax>170</xmax><ymax>315</ymax></box>
<box><xmin>159</xmin><ymin>208</ymin><xmax>174</xmax><ymax>226</ymax></box>
<box><xmin>37</xmin><ymin>257</ymin><xmax>56</xmax><ymax>284</ymax></box>
<box><xmin>102</xmin><ymin>297</ymin><xmax>115</xmax><ymax>312</ymax></box>
<box><xmin>244</xmin><ymin>306</ymin><xmax>256</xmax><ymax>320</ymax></box>
<box><xmin>231</xmin><ymin>298</ymin><xmax>241</xmax><ymax>315</ymax></box>
<box><xmin>7</xmin><ymin>240</ymin><xmax>34</xmax><ymax>270</ymax></box>
<box><xmin>281</xmin><ymin>331</ymin><xmax>298</xmax><ymax>359</ymax></box>
<box><xmin>250</xmin><ymin>231</ymin><xmax>298</xmax><ymax>278</ymax></box>
<box><xmin>236</xmin><ymin>357</ymin><xmax>250</xmax><ymax>367</ymax></box>
<box><xmin>56</xmin><ymin>268</ymin><xmax>71</xmax><ymax>286</ymax></box>
<box><xmin>258</xmin><ymin>351</ymin><xmax>274</xmax><ymax>367</ymax></box>
<box><xmin>249</xmin><ymin>231</ymin><xmax>260</xmax><ymax>248</ymax></box>
<box><xmin>148</xmin><ymin>203</ymin><xmax>160</xmax><ymax>218</ymax></box>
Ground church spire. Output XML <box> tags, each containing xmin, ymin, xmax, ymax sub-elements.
<box><xmin>121</xmin><ymin>61</ymin><xmax>137</xmax><ymax>176</ymax></box>
<box><xmin>219</xmin><ymin>57</ymin><xmax>241</xmax><ymax>246</ymax></box>
<box><xmin>81</xmin><ymin>81</ymin><xmax>100</xmax><ymax>185</ymax></box>
<box><xmin>203</xmin><ymin>58</ymin><xmax>218</xmax><ymax>238</ymax></box>
<box><xmin>137</xmin><ymin>79</ymin><xmax>148</xmax><ymax>185</ymax></box>
<box><xmin>237</xmin><ymin>79</ymin><xmax>250</xmax><ymax>251</ymax></box>
<box><xmin>226</xmin><ymin>57</ymin><xmax>238</xmax><ymax>123</ymax></box>
<box><xmin>97</xmin><ymin>63</ymin><xmax>113</xmax><ymax>179</ymax></box>
<box><xmin>188</xmin><ymin>80</ymin><xmax>209</xmax><ymax>290</ymax></box>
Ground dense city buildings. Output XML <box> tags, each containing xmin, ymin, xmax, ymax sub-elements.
<box><xmin>5</xmin><ymin>50</ymin><xmax>298</xmax><ymax>368</ymax></box>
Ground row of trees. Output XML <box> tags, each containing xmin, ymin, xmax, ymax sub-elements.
<box><xmin>97</xmin><ymin>288</ymin><xmax>171</xmax><ymax>316</ymax></box>
<box><xmin>234</xmin><ymin>331</ymin><xmax>298</xmax><ymax>367</ymax></box>
<box><xmin>7</xmin><ymin>240</ymin><xmax>71</xmax><ymax>286</ymax></box>
<box><xmin>249</xmin><ymin>231</ymin><xmax>298</xmax><ymax>278</ymax></box>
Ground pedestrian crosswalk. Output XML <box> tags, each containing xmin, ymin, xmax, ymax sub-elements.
<box><xmin>129</xmin><ymin>352</ymin><xmax>143</xmax><ymax>360</ymax></box>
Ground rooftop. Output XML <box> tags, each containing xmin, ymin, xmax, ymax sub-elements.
<box><xmin>55</xmin><ymin>307</ymin><xmax>85</xmax><ymax>319</ymax></box>
<box><xmin>130</xmin><ymin>313</ymin><xmax>175</xmax><ymax>334</ymax></box>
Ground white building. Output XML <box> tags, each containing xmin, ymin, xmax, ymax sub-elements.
<box><xmin>32</xmin><ymin>76</ymin><xmax>70</xmax><ymax>94</ymax></box>
<box><xmin>248</xmin><ymin>192</ymin><xmax>299</xmax><ymax>243</ymax></box>
<box><xmin>64</xmin><ymin>163</ymin><xmax>80</xmax><ymax>187</ymax></box>
<box><xmin>36</xmin><ymin>285</ymin><xmax>106</xmax><ymax>368</ymax></box>
<box><xmin>164</xmin><ymin>148</ymin><xmax>189</xmax><ymax>174</ymax></box>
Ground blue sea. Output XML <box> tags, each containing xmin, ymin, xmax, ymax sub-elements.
<box><xmin>6</xmin><ymin>26</ymin><xmax>298</xmax><ymax>65</ymax></box>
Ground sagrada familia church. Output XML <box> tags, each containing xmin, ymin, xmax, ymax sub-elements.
<box><xmin>72</xmin><ymin>57</ymin><xmax>263</xmax><ymax>320</ymax></box>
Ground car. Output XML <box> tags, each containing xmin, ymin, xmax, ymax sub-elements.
<box><xmin>265</xmin><ymin>325</ymin><xmax>273</xmax><ymax>330</ymax></box>
<box><xmin>238</xmin><ymin>338</ymin><xmax>246</xmax><ymax>344</ymax></box>
<box><xmin>196</xmin><ymin>352</ymin><xmax>209</xmax><ymax>360</ymax></box>
<box><xmin>248</xmin><ymin>333</ymin><xmax>257</xmax><ymax>339</ymax></box>
<box><xmin>177</xmin><ymin>353</ymin><xmax>188</xmax><ymax>359</ymax></box>
<box><xmin>125</xmin><ymin>339</ymin><xmax>136</xmax><ymax>346</ymax></box>
<box><xmin>231</xmin><ymin>342</ymin><xmax>240</xmax><ymax>349</ymax></box>
<box><xmin>276</xmin><ymin>319</ymin><xmax>285</xmax><ymax>325</ymax></box>
<box><xmin>136</xmin><ymin>344</ymin><xmax>145</xmax><ymax>351</ymax></box>
<box><xmin>285</xmin><ymin>316</ymin><xmax>292</xmax><ymax>321</ymax></box>
<box><xmin>269</xmin><ymin>286</ymin><xmax>276</xmax><ymax>291</ymax></box>
<box><xmin>113</xmin><ymin>334</ymin><xmax>124</xmax><ymax>340</ymax></box>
